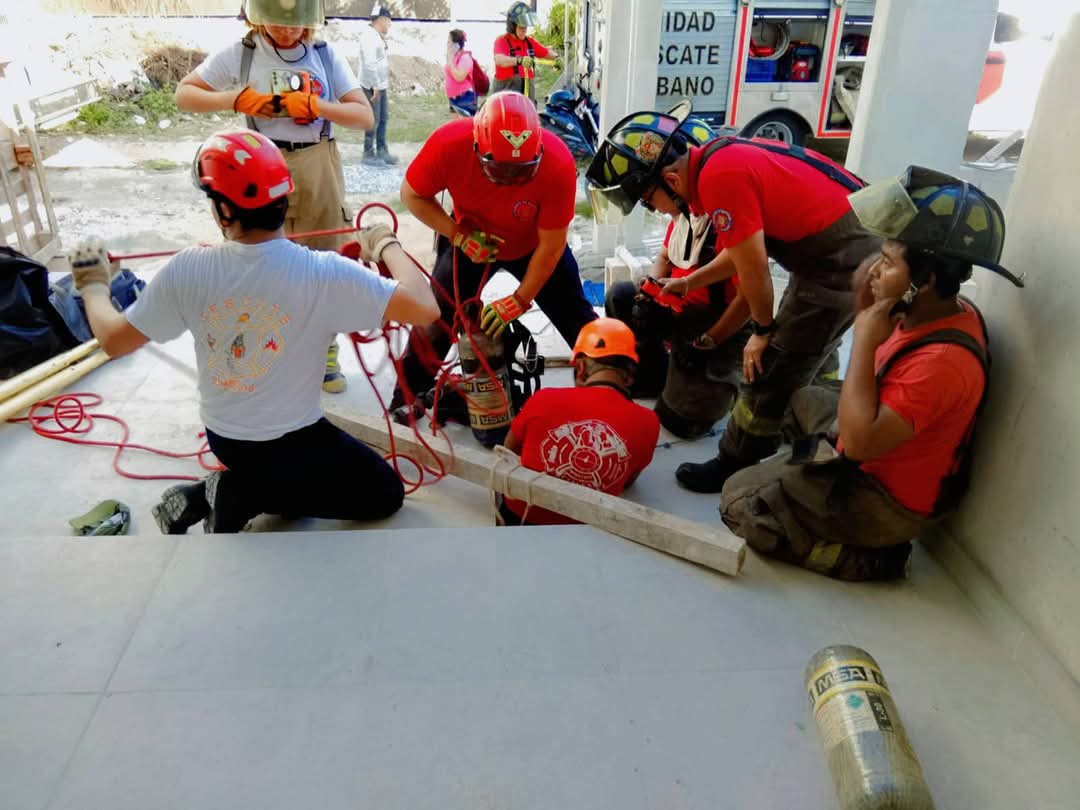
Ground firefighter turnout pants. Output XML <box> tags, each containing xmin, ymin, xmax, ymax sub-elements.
<box><xmin>720</xmin><ymin>386</ymin><xmax>929</xmax><ymax>581</ymax></box>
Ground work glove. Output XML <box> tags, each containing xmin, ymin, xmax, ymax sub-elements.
<box><xmin>279</xmin><ymin>91</ymin><xmax>320</xmax><ymax>122</ymax></box>
<box><xmin>357</xmin><ymin>223</ymin><xmax>400</xmax><ymax>264</ymax></box>
<box><xmin>480</xmin><ymin>292</ymin><xmax>528</xmax><ymax>339</ymax></box>
<box><xmin>519</xmin><ymin>55</ymin><xmax>535</xmax><ymax>70</ymax></box>
<box><xmin>452</xmin><ymin>228</ymin><xmax>504</xmax><ymax>264</ymax></box>
<box><xmin>67</xmin><ymin>238</ymin><xmax>113</xmax><ymax>294</ymax></box>
<box><xmin>233</xmin><ymin>86</ymin><xmax>277</xmax><ymax>118</ymax></box>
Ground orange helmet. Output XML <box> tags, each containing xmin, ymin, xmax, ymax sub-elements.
<box><xmin>474</xmin><ymin>91</ymin><xmax>543</xmax><ymax>185</ymax></box>
<box><xmin>572</xmin><ymin>318</ymin><xmax>639</xmax><ymax>364</ymax></box>
<box><xmin>191</xmin><ymin>129</ymin><xmax>293</xmax><ymax>209</ymax></box>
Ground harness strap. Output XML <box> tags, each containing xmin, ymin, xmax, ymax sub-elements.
<box><xmin>699</xmin><ymin>136</ymin><xmax>866</xmax><ymax>193</ymax></box>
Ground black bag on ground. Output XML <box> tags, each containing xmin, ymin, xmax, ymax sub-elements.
<box><xmin>0</xmin><ymin>246</ymin><xmax>68</xmax><ymax>379</ymax></box>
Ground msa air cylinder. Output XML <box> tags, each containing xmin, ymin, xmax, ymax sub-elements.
<box><xmin>457</xmin><ymin>328</ymin><xmax>512</xmax><ymax>447</ymax></box>
<box><xmin>805</xmin><ymin>645</ymin><xmax>935</xmax><ymax>810</ymax></box>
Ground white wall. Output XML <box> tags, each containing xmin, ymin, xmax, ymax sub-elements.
<box><xmin>938</xmin><ymin>13</ymin><xmax>1080</xmax><ymax>687</ymax></box>
<box><xmin>846</xmin><ymin>0</ymin><xmax>998</xmax><ymax>182</ymax></box>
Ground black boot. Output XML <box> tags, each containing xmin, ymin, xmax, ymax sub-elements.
<box><xmin>675</xmin><ymin>454</ymin><xmax>749</xmax><ymax>493</ymax></box>
<box><xmin>152</xmin><ymin>480</ymin><xmax>209</xmax><ymax>534</ymax></box>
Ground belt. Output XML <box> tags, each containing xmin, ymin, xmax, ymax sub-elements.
<box><xmin>272</xmin><ymin>138</ymin><xmax>332</xmax><ymax>152</ymax></box>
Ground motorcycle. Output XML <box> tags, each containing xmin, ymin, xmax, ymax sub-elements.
<box><xmin>540</xmin><ymin>76</ymin><xmax>600</xmax><ymax>160</ymax></box>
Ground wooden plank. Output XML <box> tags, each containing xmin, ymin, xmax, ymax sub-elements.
<box><xmin>324</xmin><ymin>404</ymin><xmax>746</xmax><ymax>577</ymax></box>
<box><xmin>0</xmin><ymin>351</ymin><xmax>110</xmax><ymax>424</ymax></box>
<box><xmin>0</xmin><ymin>339</ymin><xmax>100</xmax><ymax>404</ymax></box>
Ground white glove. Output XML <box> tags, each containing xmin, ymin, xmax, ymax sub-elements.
<box><xmin>358</xmin><ymin>223</ymin><xmax>400</xmax><ymax>263</ymax></box>
<box><xmin>68</xmin><ymin>238</ymin><xmax>113</xmax><ymax>294</ymax></box>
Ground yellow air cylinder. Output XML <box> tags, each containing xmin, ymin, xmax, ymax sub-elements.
<box><xmin>805</xmin><ymin>645</ymin><xmax>935</xmax><ymax>809</ymax></box>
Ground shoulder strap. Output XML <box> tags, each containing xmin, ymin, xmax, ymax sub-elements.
<box><xmin>698</xmin><ymin>135</ymin><xmax>866</xmax><ymax>192</ymax></box>
<box><xmin>875</xmin><ymin>299</ymin><xmax>992</xmax><ymax>516</ymax></box>
<box><xmin>313</xmin><ymin>40</ymin><xmax>333</xmax><ymax>140</ymax></box>
<box><xmin>240</xmin><ymin>32</ymin><xmax>257</xmax><ymax>131</ymax></box>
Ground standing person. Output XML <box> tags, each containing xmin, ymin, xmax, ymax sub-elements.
<box><xmin>66</xmin><ymin>130</ymin><xmax>439</xmax><ymax>534</ymax></box>
<box><xmin>175</xmin><ymin>0</ymin><xmax>372</xmax><ymax>394</ymax></box>
<box><xmin>358</xmin><ymin>4</ymin><xmax>396</xmax><ymax>165</ymax></box>
<box><xmin>445</xmin><ymin>29</ymin><xmax>476</xmax><ymax>117</ymax></box>
<box><xmin>492</xmin><ymin>2</ymin><xmax>554</xmax><ymax>105</ymax></box>
<box><xmin>720</xmin><ymin>167</ymin><xmax>1023</xmax><ymax>581</ymax></box>
<box><xmin>393</xmin><ymin>90</ymin><xmax>596</xmax><ymax>409</ymax></box>
<box><xmin>587</xmin><ymin>104</ymin><xmax>880</xmax><ymax>494</ymax></box>
<box><xmin>499</xmin><ymin>318</ymin><xmax>660</xmax><ymax>526</ymax></box>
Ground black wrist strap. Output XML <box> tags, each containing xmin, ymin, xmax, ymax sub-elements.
<box><xmin>750</xmin><ymin>319</ymin><xmax>778</xmax><ymax>337</ymax></box>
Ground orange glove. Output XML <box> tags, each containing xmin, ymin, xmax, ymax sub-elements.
<box><xmin>280</xmin><ymin>92</ymin><xmax>320</xmax><ymax>122</ymax></box>
<box><xmin>233</xmin><ymin>86</ymin><xmax>276</xmax><ymax>118</ymax></box>
<box><xmin>452</xmin><ymin>228</ymin><xmax>504</xmax><ymax>264</ymax></box>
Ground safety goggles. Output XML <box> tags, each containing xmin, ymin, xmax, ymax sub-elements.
<box><xmin>477</xmin><ymin>153</ymin><xmax>542</xmax><ymax>185</ymax></box>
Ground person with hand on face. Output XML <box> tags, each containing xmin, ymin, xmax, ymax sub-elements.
<box><xmin>358</xmin><ymin>4</ymin><xmax>396</xmax><ymax>165</ymax></box>
<box><xmin>492</xmin><ymin>2</ymin><xmax>555</xmax><ymax>105</ymax></box>
<box><xmin>67</xmin><ymin>130</ymin><xmax>439</xmax><ymax>534</ymax></box>
<box><xmin>392</xmin><ymin>90</ymin><xmax>596</xmax><ymax>413</ymax></box>
<box><xmin>445</xmin><ymin>28</ymin><xmax>477</xmax><ymax>118</ymax></box>
<box><xmin>497</xmin><ymin>318</ymin><xmax>661</xmax><ymax>526</ymax></box>
<box><xmin>175</xmin><ymin>0</ymin><xmax>373</xmax><ymax>395</ymax></box>
<box><xmin>587</xmin><ymin>103</ymin><xmax>881</xmax><ymax>494</ymax></box>
<box><xmin>719</xmin><ymin>167</ymin><xmax>1024</xmax><ymax>581</ymax></box>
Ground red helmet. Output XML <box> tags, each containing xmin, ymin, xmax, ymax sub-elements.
<box><xmin>473</xmin><ymin>91</ymin><xmax>543</xmax><ymax>185</ymax></box>
<box><xmin>191</xmin><ymin>129</ymin><xmax>294</xmax><ymax>209</ymax></box>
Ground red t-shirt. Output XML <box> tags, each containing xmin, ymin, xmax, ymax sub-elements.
<box><xmin>493</xmin><ymin>34</ymin><xmax>550</xmax><ymax>80</ymax></box>
<box><xmin>847</xmin><ymin>303</ymin><xmax>987</xmax><ymax>515</ymax></box>
<box><xmin>662</xmin><ymin>219</ymin><xmax>739</xmax><ymax>308</ymax></box>
<box><xmin>505</xmin><ymin>385</ymin><xmax>660</xmax><ymax>524</ymax></box>
<box><xmin>405</xmin><ymin>118</ymin><xmax>576</xmax><ymax>260</ymax></box>
<box><xmin>687</xmin><ymin>141</ymin><xmax>856</xmax><ymax>251</ymax></box>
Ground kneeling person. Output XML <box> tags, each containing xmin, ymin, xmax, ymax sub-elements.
<box><xmin>719</xmin><ymin>167</ymin><xmax>1024</xmax><ymax>580</ymax></box>
<box><xmin>499</xmin><ymin>318</ymin><xmax>661</xmax><ymax>525</ymax></box>
<box><xmin>68</xmin><ymin>130</ymin><xmax>439</xmax><ymax>533</ymax></box>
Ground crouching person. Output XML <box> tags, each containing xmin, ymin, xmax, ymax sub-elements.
<box><xmin>498</xmin><ymin>318</ymin><xmax>660</xmax><ymax>525</ymax></box>
<box><xmin>720</xmin><ymin>167</ymin><xmax>1024</xmax><ymax>580</ymax></box>
<box><xmin>67</xmin><ymin>130</ymin><xmax>439</xmax><ymax>533</ymax></box>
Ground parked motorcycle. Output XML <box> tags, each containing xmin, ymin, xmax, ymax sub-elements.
<box><xmin>540</xmin><ymin>77</ymin><xmax>600</xmax><ymax>160</ymax></box>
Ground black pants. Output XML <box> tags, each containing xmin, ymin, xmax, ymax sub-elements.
<box><xmin>205</xmin><ymin>418</ymin><xmax>405</xmax><ymax>532</ymax></box>
<box><xmin>396</xmin><ymin>239</ymin><xmax>597</xmax><ymax>397</ymax></box>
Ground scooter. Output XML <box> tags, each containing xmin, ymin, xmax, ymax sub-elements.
<box><xmin>540</xmin><ymin>76</ymin><xmax>600</xmax><ymax>160</ymax></box>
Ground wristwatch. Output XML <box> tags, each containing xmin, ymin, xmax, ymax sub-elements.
<box><xmin>750</xmin><ymin>319</ymin><xmax>779</xmax><ymax>337</ymax></box>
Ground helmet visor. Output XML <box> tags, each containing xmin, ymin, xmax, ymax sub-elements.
<box><xmin>511</xmin><ymin>8</ymin><xmax>540</xmax><ymax>27</ymax></box>
<box><xmin>245</xmin><ymin>0</ymin><xmax>324</xmax><ymax>29</ymax></box>
<box><xmin>848</xmin><ymin>176</ymin><xmax>920</xmax><ymax>238</ymax></box>
<box><xmin>588</xmin><ymin>184</ymin><xmax>639</xmax><ymax>225</ymax></box>
<box><xmin>478</xmin><ymin>154</ymin><xmax>541</xmax><ymax>185</ymax></box>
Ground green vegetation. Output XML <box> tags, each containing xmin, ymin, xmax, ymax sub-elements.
<box><xmin>139</xmin><ymin>158</ymin><xmax>184</xmax><ymax>171</ymax></box>
<box><xmin>575</xmin><ymin>200</ymin><xmax>594</xmax><ymax>220</ymax></box>
<box><xmin>538</xmin><ymin>1</ymin><xmax>577</xmax><ymax>50</ymax></box>
<box><xmin>71</xmin><ymin>84</ymin><xmax>183</xmax><ymax>134</ymax></box>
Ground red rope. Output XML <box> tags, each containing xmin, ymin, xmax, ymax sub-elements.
<box><xmin>7</xmin><ymin>393</ymin><xmax>222</xmax><ymax>481</ymax></box>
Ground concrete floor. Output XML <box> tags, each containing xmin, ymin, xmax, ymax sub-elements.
<box><xmin>3</xmin><ymin>269</ymin><xmax>1080</xmax><ymax>808</ymax></box>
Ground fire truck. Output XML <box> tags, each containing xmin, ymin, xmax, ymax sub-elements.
<box><xmin>579</xmin><ymin>0</ymin><xmax>876</xmax><ymax>145</ymax></box>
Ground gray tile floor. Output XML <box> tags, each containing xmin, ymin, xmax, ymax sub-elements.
<box><xmin>5</xmin><ymin>527</ymin><xmax>1080</xmax><ymax>810</ymax></box>
<box><xmin>3</xmin><ymin>268</ymin><xmax>1079</xmax><ymax>809</ymax></box>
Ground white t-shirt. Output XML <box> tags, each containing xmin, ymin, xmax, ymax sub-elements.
<box><xmin>126</xmin><ymin>239</ymin><xmax>397</xmax><ymax>441</ymax></box>
<box><xmin>196</xmin><ymin>35</ymin><xmax>360</xmax><ymax>143</ymax></box>
<box><xmin>357</xmin><ymin>24</ymin><xmax>390</xmax><ymax>91</ymax></box>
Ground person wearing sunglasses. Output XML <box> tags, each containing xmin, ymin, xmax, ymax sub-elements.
<box><xmin>394</xmin><ymin>90</ymin><xmax>596</xmax><ymax>413</ymax></box>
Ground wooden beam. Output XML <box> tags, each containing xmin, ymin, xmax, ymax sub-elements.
<box><xmin>0</xmin><ymin>339</ymin><xmax>100</xmax><ymax>404</ymax></box>
<box><xmin>0</xmin><ymin>350</ymin><xmax>110</xmax><ymax>424</ymax></box>
<box><xmin>324</xmin><ymin>404</ymin><xmax>746</xmax><ymax>577</ymax></box>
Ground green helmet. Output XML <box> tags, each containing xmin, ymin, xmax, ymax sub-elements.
<box><xmin>507</xmin><ymin>2</ymin><xmax>539</xmax><ymax>29</ymax></box>
<box><xmin>244</xmin><ymin>0</ymin><xmax>324</xmax><ymax>28</ymax></box>
<box><xmin>849</xmin><ymin>166</ymin><xmax>1023</xmax><ymax>287</ymax></box>
<box><xmin>585</xmin><ymin>101</ymin><xmax>693</xmax><ymax>223</ymax></box>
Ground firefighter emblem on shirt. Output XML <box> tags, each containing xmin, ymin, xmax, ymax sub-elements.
<box><xmin>202</xmin><ymin>297</ymin><xmax>290</xmax><ymax>392</ymax></box>
<box><xmin>512</xmin><ymin>199</ymin><xmax>539</xmax><ymax>222</ymax></box>
<box><xmin>539</xmin><ymin>420</ymin><xmax>631</xmax><ymax>490</ymax></box>
<box><xmin>501</xmin><ymin>129</ymin><xmax>533</xmax><ymax>157</ymax></box>
<box><xmin>710</xmin><ymin>207</ymin><xmax>733</xmax><ymax>232</ymax></box>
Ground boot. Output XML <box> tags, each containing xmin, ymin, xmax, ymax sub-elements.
<box><xmin>323</xmin><ymin>340</ymin><xmax>347</xmax><ymax>393</ymax></box>
<box><xmin>362</xmin><ymin>150</ymin><xmax>384</xmax><ymax>166</ymax></box>
<box><xmin>377</xmin><ymin>147</ymin><xmax>399</xmax><ymax>165</ymax></box>
<box><xmin>152</xmin><ymin>479</ymin><xmax>210</xmax><ymax>534</ymax></box>
<box><xmin>202</xmin><ymin>470</ymin><xmax>255</xmax><ymax>534</ymax></box>
<box><xmin>675</xmin><ymin>453</ymin><xmax>750</xmax><ymax>493</ymax></box>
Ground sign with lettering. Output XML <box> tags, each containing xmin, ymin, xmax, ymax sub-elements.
<box><xmin>655</xmin><ymin>1</ymin><xmax>739</xmax><ymax>114</ymax></box>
